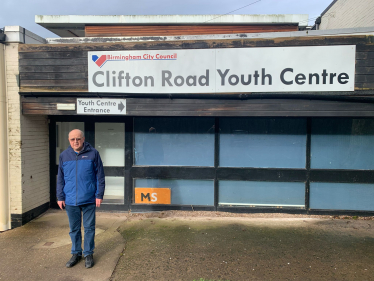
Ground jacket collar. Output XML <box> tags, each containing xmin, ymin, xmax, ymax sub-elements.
<box><xmin>68</xmin><ymin>142</ymin><xmax>91</xmax><ymax>155</ymax></box>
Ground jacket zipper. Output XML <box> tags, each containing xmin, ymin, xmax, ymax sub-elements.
<box><xmin>75</xmin><ymin>153</ymin><xmax>78</xmax><ymax>206</ymax></box>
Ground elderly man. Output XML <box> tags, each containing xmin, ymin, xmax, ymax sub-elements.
<box><xmin>57</xmin><ymin>129</ymin><xmax>105</xmax><ymax>269</ymax></box>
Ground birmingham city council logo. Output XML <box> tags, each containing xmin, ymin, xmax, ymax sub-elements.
<box><xmin>92</xmin><ymin>53</ymin><xmax>178</xmax><ymax>68</ymax></box>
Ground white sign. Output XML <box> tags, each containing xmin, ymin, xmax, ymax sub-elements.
<box><xmin>88</xmin><ymin>46</ymin><xmax>356</xmax><ymax>93</ymax></box>
<box><xmin>77</xmin><ymin>98</ymin><xmax>126</xmax><ymax>115</ymax></box>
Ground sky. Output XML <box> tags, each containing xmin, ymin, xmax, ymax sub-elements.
<box><xmin>1</xmin><ymin>0</ymin><xmax>333</xmax><ymax>38</ymax></box>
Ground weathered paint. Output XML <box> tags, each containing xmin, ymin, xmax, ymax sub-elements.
<box><xmin>36</xmin><ymin>14</ymin><xmax>309</xmax><ymax>25</ymax></box>
<box><xmin>35</xmin><ymin>14</ymin><xmax>309</xmax><ymax>38</ymax></box>
<box><xmin>46</xmin><ymin>26</ymin><xmax>374</xmax><ymax>44</ymax></box>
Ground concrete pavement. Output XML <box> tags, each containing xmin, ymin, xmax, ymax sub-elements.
<box><xmin>0</xmin><ymin>209</ymin><xmax>127</xmax><ymax>281</ymax></box>
<box><xmin>1</xmin><ymin>210</ymin><xmax>374</xmax><ymax>281</ymax></box>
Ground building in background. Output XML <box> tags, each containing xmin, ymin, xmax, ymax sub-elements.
<box><xmin>35</xmin><ymin>14</ymin><xmax>310</xmax><ymax>38</ymax></box>
<box><xmin>2</xmin><ymin>10</ymin><xmax>374</xmax><ymax>230</ymax></box>
<box><xmin>316</xmin><ymin>0</ymin><xmax>374</xmax><ymax>30</ymax></box>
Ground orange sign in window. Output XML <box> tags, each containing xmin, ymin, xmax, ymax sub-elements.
<box><xmin>134</xmin><ymin>188</ymin><xmax>171</xmax><ymax>204</ymax></box>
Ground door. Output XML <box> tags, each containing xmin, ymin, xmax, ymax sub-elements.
<box><xmin>51</xmin><ymin>117</ymin><xmax>131</xmax><ymax>211</ymax></box>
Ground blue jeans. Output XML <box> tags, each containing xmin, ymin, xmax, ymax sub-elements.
<box><xmin>65</xmin><ymin>203</ymin><xmax>96</xmax><ymax>257</ymax></box>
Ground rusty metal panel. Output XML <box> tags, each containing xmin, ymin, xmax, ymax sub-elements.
<box><xmin>85</xmin><ymin>25</ymin><xmax>298</xmax><ymax>37</ymax></box>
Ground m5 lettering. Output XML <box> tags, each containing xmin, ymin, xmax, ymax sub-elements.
<box><xmin>141</xmin><ymin>193</ymin><xmax>157</xmax><ymax>202</ymax></box>
<box><xmin>135</xmin><ymin>187</ymin><xmax>171</xmax><ymax>204</ymax></box>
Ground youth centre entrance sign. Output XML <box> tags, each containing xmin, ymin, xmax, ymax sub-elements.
<box><xmin>77</xmin><ymin>98</ymin><xmax>126</xmax><ymax>115</ymax></box>
<box><xmin>88</xmin><ymin>46</ymin><xmax>356</xmax><ymax>94</ymax></box>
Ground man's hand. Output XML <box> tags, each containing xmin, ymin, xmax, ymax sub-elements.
<box><xmin>58</xmin><ymin>200</ymin><xmax>65</xmax><ymax>210</ymax></box>
<box><xmin>96</xmin><ymin>198</ymin><xmax>103</xmax><ymax>207</ymax></box>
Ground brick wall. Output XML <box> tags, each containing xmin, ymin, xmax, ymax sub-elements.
<box><xmin>5</xmin><ymin>43</ymin><xmax>22</xmax><ymax>215</ymax></box>
<box><xmin>5</xmin><ymin>43</ymin><xmax>50</xmax><ymax>217</ymax></box>
<box><xmin>320</xmin><ymin>0</ymin><xmax>374</xmax><ymax>30</ymax></box>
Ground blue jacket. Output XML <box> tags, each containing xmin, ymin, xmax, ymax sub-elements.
<box><xmin>57</xmin><ymin>142</ymin><xmax>105</xmax><ymax>206</ymax></box>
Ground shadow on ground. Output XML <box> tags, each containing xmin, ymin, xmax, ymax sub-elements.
<box><xmin>1</xmin><ymin>210</ymin><xmax>374</xmax><ymax>281</ymax></box>
<box><xmin>0</xmin><ymin>210</ymin><xmax>127</xmax><ymax>281</ymax></box>
<box><xmin>111</xmin><ymin>217</ymin><xmax>374</xmax><ymax>281</ymax></box>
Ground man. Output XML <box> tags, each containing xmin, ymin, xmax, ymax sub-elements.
<box><xmin>57</xmin><ymin>129</ymin><xmax>105</xmax><ymax>269</ymax></box>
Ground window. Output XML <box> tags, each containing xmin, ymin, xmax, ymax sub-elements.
<box><xmin>56</xmin><ymin>122</ymin><xmax>84</xmax><ymax>164</ymax></box>
<box><xmin>311</xmin><ymin>118</ymin><xmax>374</xmax><ymax>170</ymax></box>
<box><xmin>219</xmin><ymin>181</ymin><xmax>305</xmax><ymax>207</ymax></box>
<box><xmin>310</xmin><ymin>182</ymin><xmax>374</xmax><ymax>211</ymax></box>
<box><xmin>220</xmin><ymin>118</ymin><xmax>307</xmax><ymax>168</ymax></box>
<box><xmin>134</xmin><ymin>117</ymin><xmax>215</xmax><ymax>166</ymax></box>
<box><xmin>103</xmin><ymin>176</ymin><xmax>124</xmax><ymax>204</ymax></box>
<box><xmin>95</xmin><ymin>123</ymin><xmax>125</xmax><ymax>167</ymax></box>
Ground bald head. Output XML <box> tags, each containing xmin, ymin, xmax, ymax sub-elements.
<box><xmin>68</xmin><ymin>129</ymin><xmax>84</xmax><ymax>139</ymax></box>
<box><xmin>68</xmin><ymin>129</ymin><xmax>85</xmax><ymax>152</ymax></box>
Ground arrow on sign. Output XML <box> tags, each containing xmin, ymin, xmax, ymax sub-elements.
<box><xmin>118</xmin><ymin>101</ymin><xmax>125</xmax><ymax>112</ymax></box>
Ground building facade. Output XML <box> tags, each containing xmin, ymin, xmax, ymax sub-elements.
<box><xmin>319</xmin><ymin>0</ymin><xmax>374</xmax><ymax>30</ymax></box>
<box><xmin>0</xmin><ymin>27</ymin><xmax>48</xmax><ymax>230</ymax></box>
<box><xmin>2</xmin><ymin>15</ymin><xmax>374</xmax><ymax>229</ymax></box>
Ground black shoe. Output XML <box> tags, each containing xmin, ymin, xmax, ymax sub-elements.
<box><xmin>85</xmin><ymin>254</ymin><xmax>94</xmax><ymax>268</ymax></box>
<box><xmin>66</xmin><ymin>254</ymin><xmax>82</xmax><ymax>268</ymax></box>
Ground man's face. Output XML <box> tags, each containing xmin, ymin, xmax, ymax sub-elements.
<box><xmin>69</xmin><ymin>130</ymin><xmax>85</xmax><ymax>152</ymax></box>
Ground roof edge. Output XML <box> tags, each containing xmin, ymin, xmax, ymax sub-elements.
<box><xmin>45</xmin><ymin>26</ymin><xmax>374</xmax><ymax>45</ymax></box>
<box><xmin>321</xmin><ymin>0</ymin><xmax>338</xmax><ymax>17</ymax></box>
<box><xmin>36</xmin><ymin>14</ymin><xmax>309</xmax><ymax>25</ymax></box>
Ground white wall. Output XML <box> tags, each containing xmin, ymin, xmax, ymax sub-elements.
<box><xmin>5</xmin><ymin>42</ymin><xmax>50</xmax><ymax>217</ymax></box>
<box><xmin>5</xmin><ymin>42</ymin><xmax>23</xmax><ymax>215</ymax></box>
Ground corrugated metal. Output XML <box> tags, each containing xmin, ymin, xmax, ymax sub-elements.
<box><xmin>85</xmin><ymin>25</ymin><xmax>298</xmax><ymax>37</ymax></box>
